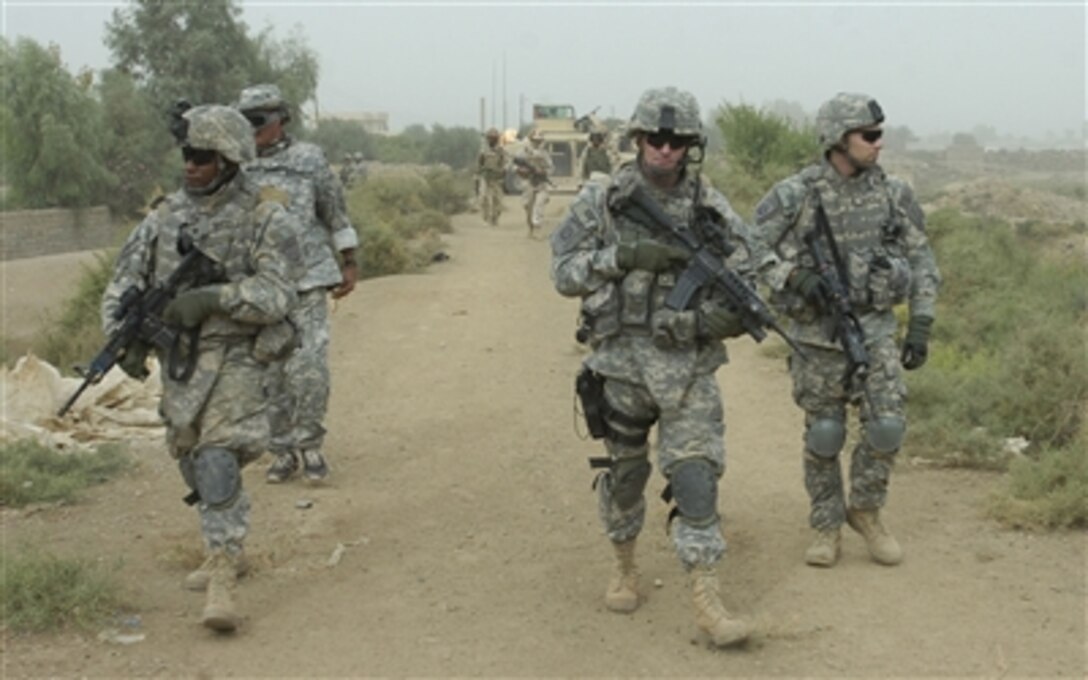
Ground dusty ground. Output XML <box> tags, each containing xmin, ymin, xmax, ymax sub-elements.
<box><xmin>1</xmin><ymin>196</ymin><xmax>1085</xmax><ymax>678</ymax></box>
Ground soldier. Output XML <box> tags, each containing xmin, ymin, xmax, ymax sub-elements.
<box><xmin>235</xmin><ymin>84</ymin><xmax>360</xmax><ymax>485</ymax></box>
<box><xmin>579</xmin><ymin>130</ymin><xmax>614</xmax><ymax>181</ymax></box>
<box><xmin>515</xmin><ymin>129</ymin><xmax>553</xmax><ymax>237</ymax></box>
<box><xmin>749</xmin><ymin>92</ymin><xmax>941</xmax><ymax>568</ymax></box>
<box><xmin>550</xmin><ymin>87</ymin><xmax>754</xmax><ymax>648</ymax></box>
<box><xmin>477</xmin><ymin>127</ymin><xmax>507</xmax><ymax>226</ymax></box>
<box><xmin>102</xmin><ymin>105</ymin><xmax>299</xmax><ymax>632</ymax></box>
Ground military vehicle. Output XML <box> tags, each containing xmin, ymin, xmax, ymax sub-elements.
<box><xmin>503</xmin><ymin>103</ymin><xmax>607</xmax><ymax>195</ymax></box>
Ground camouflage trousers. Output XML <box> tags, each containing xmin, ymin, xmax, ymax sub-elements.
<box><xmin>789</xmin><ymin>337</ymin><xmax>907</xmax><ymax>531</ymax></box>
<box><xmin>266</xmin><ymin>288</ymin><xmax>331</xmax><ymax>454</ymax></box>
<box><xmin>522</xmin><ymin>184</ymin><xmax>550</xmax><ymax>230</ymax></box>
<box><xmin>165</xmin><ymin>345</ymin><xmax>269</xmax><ymax>555</ymax></box>
<box><xmin>480</xmin><ymin>178</ymin><xmax>504</xmax><ymax>225</ymax></box>
<box><xmin>595</xmin><ymin>373</ymin><xmax>728</xmax><ymax>570</ymax></box>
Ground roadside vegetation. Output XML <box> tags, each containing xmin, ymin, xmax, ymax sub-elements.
<box><xmin>0</xmin><ymin>439</ymin><xmax>128</xmax><ymax>507</ymax></box>
<box><xmin>709</xmin><ymin>103</ymin><xmax>1087</xmax><ymax>530</ymax></box>
<box><xmin>1</xmin><ymin>546</ymin><xmax>126</xmax><ymax>633</ymax></box>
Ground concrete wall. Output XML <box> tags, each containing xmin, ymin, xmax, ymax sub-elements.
<box><xmin>0</xmin><ymin>206</ymin><xmax>125</xmax><ymax>261</ymax></box>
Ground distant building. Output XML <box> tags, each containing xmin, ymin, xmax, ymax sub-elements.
<box><xmin>329</xmin><ymin>111</ymin><xmax>390</xmax><ymax>135</ymax></box>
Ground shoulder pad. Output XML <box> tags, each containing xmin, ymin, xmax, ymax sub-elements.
<box><xmin>754</xmin><ymin>175</ymin><xmax>806</xmax><ymax>224</ymax></box>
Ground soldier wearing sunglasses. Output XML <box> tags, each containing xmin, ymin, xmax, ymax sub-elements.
<box><xmin>749</xmin><ymin>92</ymin><xmax>941</xmax><ymax>569</ymax></box>
<box><xmin>235</xmin><ymin>84</ymin><xmax>359</xmax><ymax>486</ymax></box>
<box><xmin>102</xmin><ymin>105</ymin><xmax>301</xmax><ymax>631</ymax></box>
<box><xmin>550</xmin><ymin>87</ymin><xmax>755</xmax><ymax>648</ymax></box>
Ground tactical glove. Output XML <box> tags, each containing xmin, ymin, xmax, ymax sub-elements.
<box><xmin>163</xmin><ymin>288</ymin><xmax>224</xmax><ymax>328</ymax></box>
<box><xmin>787</xmin><ymin>267</ymin><xmax>830</xmax><ymax>312</ymax></box>
<box><xmin>118</xmin><ymin>340</ymin><xmax>150</xmax><ymax>381</ymax></box>
<box><xmin>901</xmin><ymin>315</ymin><xmax>933</xmax><ymax>370</ymax></box>
<box><xmin>615</xmin><ymin>240</ymin><xmax>688</xmax><ymax>273</ymax></box>
<box><xmin>700</xmin><ymin>305</ymin><xmax>746</xmax><ymax>341</ymax></box>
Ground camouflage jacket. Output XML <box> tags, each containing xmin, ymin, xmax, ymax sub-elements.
<box><xmin>245</xmin><ymin>136</ymin><xmax>358</xmax><ymax>291</ymax></box>
<box><xmin>102</xmin><ymin>173</ymin><xmax>300</xmax><ymax>428</ymax></box>
<box><xmin>477</xmin><ymin>145</ymin><xmax>507</xmax><ymax>182</ymax></box>
<box><xmin>750</xmin><ymin>159</ymin><xmax>941</xmax><ymax>349</ymax></box>
<box><xmin>550</xmin><ymin>161</ymin><xmax>755</xmax><ymax>409</ymax></box>
<box><xmin>580</xmin><ymin>145</ymin><xmax>613</xmax><ymax>179</ymax></box>
<box><xmin>516</xmin><ymin>145</ymin><xmax>554</xmax><ymax>187</ymax></box>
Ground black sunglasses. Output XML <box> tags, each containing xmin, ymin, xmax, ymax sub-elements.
<box><xmin>244</xmin><ymin>111</ymin><xmax>279</xmax><ymax>129</ymax></box>
<box><xmin>858</xmin><ymin>128</ymin><xmax>883</xmax><ymax>144</ymax></box>
<box><xmin>645</xmin><ymin>131</ymin><xmax>697</xmax><ymax>150</ymax></box>
<box><xmin>181</xmin><ymin>146</ymin><xmax>218</xmax><ymax>165</ymax></box>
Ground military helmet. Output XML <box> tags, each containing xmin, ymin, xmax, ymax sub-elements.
<box><xmin>628</xmin><ymin>86</ymin><xmax>702</xmax><ymax>136</ymax></box>
<box><xmin>236</xmin><ymin>83</ymin><xmax>286</xmax><ymax>112</ymax></box>
<box><xmin>816</xmin><ymin>92</ymin><xmax>885</xmax><ymax>149</ymax></box>
<box><xmin>182</xmin><ymin>104</ymin><xmax>256</xmax><ymax>164</ymax></box>
<box><xmin>528</xmin><ymin>129</ymin><xmax>544</xmax><ymax>143</ymax></box>
<box><xmin>485</xmin><ymin>127</ymin><xmax>500</xmax><ymax>140</ymax></box>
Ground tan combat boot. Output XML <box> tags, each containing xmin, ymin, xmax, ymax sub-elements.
<box><xmin>804</xmin><ymin>527</ymin><xmax>841</xmax><ymax>567</ymax></box>
<box><xmin>604</xmin><ymin>539</ymin><xmax>640</xmax><ymax>613</ymax></box>
<box><xmin>846</xmin><ymin>507</ymin><xmax>903</xmax><ymax>565</ymax></box>
<box><xmin>184</xmin><ymin>550</ymin><xmax>249</xmax><ymax>591</ymax></box>
<box><xmin>690</xmin><ymin>565</ymin><xmax>751</xmax><ymax>647</ymax></box>
<box><xmin>201</xmin><ymin>552</ymin><xmax>240</xmax><ymax>632</ymax></box>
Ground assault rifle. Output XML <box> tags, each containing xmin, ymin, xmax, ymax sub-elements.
<box><xmin>805</xmin><ymin>201</ymin><xmax>873</xmax><ymax>407</ymax></box>
<box><xmin>57</xmin><ymin>236</ymin><xmax>220</xmax><ymax>417</ymax></box>
<box><xmin>512</xmin><ymin>156</ymin><xmax>555</xmax><ymax>188</ymax></box>
<box><xmin>620</xmin><ymin>184</ymin><xmax>806</xmax><ymax>357</ymax></box>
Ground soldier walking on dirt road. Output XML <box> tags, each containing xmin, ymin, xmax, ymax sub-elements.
<box><xmin>550</xmin><ymin>86</ymin><xmax>755</xmax><ymax>648</ymax></box>
<box><xmin>749</xmin><ymin>92</ymin><xmax>941</xmax><ymax>568</ymax></box>
<box><xmin>477</xmin><ymin>127</ymin><xmax>507</xmax><ymax>226</ymax></box>
<box><xmin>102</xmin><ymin>105</ymin><xmax>300</xmax><ymax>632</ymax></box>
<box><xmin>235</xmin><ymin>83</ymin><xmax>360</xmax><ymax>486</ymax></box>
<box><xmin>516</xmin><ymin>129</ymin><xmax>553</xmax><ymax>238</ymax></box>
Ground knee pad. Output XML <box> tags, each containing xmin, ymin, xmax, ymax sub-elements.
<box><xmin>193</xmin><ymin>446</ymin><xmax>241</xmax><ymax>509</ymax></box>
<box><xmin>805</xmin><ymin>418</ymin><xmax>846</xmax><ymax>459</ymax></box>
<box><xmin>667</xmin><ymin>459</ymin><xmax>719</xmax><ymax>526</ymax></box>
<box><xmin>610</xmin><ymin>458</ymin><xmax>651</xmax><ymax>511</ymax></box>
<box><xmin>865</xmin><ymin>416</ymin><xmax>906</xmax><ymax>454</ymax></box>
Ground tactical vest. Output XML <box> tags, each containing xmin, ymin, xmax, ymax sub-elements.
<box><xmin>583</xmin><ymin>147</ymin><xmax>612</xmax><ymax>178</ymax></box>
<box><xmin>479</xmin><ymin>148</ymin><xmax>505</xmax><ymax>180</ymax></box>
<box><xmin>788</xmin><ymin>166</ymin><xmax>912</xmax><ymax>314</ymax></box>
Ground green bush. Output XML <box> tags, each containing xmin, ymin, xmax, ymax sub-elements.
<box><xmin>1</xmin><ymin>547</ymin><xmax>124</xmax><ymax>633</ymax></box>
<box><xmin>987</xmin><ymin>432</ymin><xmax>1088</xmax><ymax>530</ymax></box>
<box><xmin>34</xmin><ymin>251</ymin><xmax>115</xmax><ymax>375</ymax></box>
<box><xmin>0</xmin><ymin>439</ymin><xmax>128</xmax><ymax>507</ymax></box>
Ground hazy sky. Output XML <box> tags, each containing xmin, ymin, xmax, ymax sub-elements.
<box><xmin>3</xmin><ymin>1</ymin><xmax>1086</xmax><ymax>139</ymax></box>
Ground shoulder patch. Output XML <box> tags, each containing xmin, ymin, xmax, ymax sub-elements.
<box><xmin>754</xmin><ymin>192</ymin><xmax>782</xmax><ymax>224</ymax></box>
<box><xmin>259</xmin><ymin>185</ymin><xmax>290</xmax><ymax>206</ymax></box>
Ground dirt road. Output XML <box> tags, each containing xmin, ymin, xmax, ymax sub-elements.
<box><xmin>3</xmin><ymin>197</ymin><xmax>1084</xmax><ymax>677</ymax></box>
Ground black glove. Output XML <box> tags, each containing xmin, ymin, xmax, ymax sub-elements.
<box><xmin>901</xmin><ymin>315</ymin><xmax>933</xmax><ymax>370</ymax></box>
<box><xmin>787</xmin><ymin>267</ymin><xmax>830</xmax><ymax>312</ymax></box>
<box><xmin>163</xmin><ymin>288</ymin><xmax>223</xmax><ymax>328</ymax></box>
<box><xmin>119</xmin><ymin>340</ymin><xmax>150</xmax><ymax>381</ymax></box>
<box><xmin>615</xmin><ymin>240</ymin><xmax>688</xmax><ymax>272</ymax></box>
<box><xmin>701</xmin><ymin>305</ymin><xmax>746</xmax><ymax>340</ymax></box>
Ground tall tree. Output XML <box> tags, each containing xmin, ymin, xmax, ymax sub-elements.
<box><xmin>0</xmin><ymin>38</ymin><xmax>116</xmax><ymax>209</ymax></box>
<box><xmin>103</xmin><ymin>0</ymin><xmax>318</xmax><ymax>117</ymax></box>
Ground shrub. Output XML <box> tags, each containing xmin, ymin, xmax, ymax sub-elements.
<box><xmin>987</xmin><ymin>432</ymin><xmax>1088</xmax><ymax>530</ymax></box>
<box><xmin>34</xmin><ymin>251</ymin><xmax>115</xmax><ymax>375</ymax></box>
<box><xmin>1</xmin><ymin>547</ymin><xmax>124</xmax><ymax>633</ymax></box>
<box><xmin>0</xmin><ymin>439</ymin><xmax>129</xmax><ymax>507</ymax></box>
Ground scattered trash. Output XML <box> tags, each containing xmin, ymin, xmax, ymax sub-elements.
<box><xmin>98</xmin><ymin>628</ymin><xmax>146</xmax><ymax>645</ymax></box>
<box><xmin>654</xmin><ymin>578</ymin><xmax>664</xmax><ymax>588</ymax></box>
<box><xmin>327</xmin><ymin>542</ymin><xmax>346</xmax><ymax>567</ymax></box>
<box><xmin>295</xmin><ymin>499</ymin><xmax>314</xmax><ymax>509</ymax></box>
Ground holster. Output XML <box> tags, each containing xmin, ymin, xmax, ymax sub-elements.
<box><xmin>575</xmin><ymin>366</ymin><xmax>609</xmax><ymax>439</ymax></box>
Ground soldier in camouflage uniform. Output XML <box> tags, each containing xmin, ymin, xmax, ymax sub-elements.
<box><xmin>550</xmin><ymin>87</ymin><xmax>753</xmax><ymax>648</ymax></box>
<box><xmin>750</xmin><ymin>93</ymin><xmax>941</xmax><ymax>568</ymax></box>
<box><xmin>516</xmin><ymin>129</ymin><xmax>553</xmax><ymax>237</ymax></box>
<box><xmin>235</xmin><ymin>84</ymin><xmax>360</xmax><ymax>485</ymax></box>
<box><xmin>103</xmin><ymin>105</ymin><xmax>300</xmax><ymax>632</ymax></box>
<box><xmin>477</xmin><ymin>128</ymin><xmax>507</xmax><ymax>225</ymax></box>
<box><xmin>579</xmin><ymin>130</ymin><xmax>614</xmax><ymax>181</ymax></box>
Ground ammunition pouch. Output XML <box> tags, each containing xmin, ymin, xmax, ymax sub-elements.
<box><xmin>253</xmin><ymin>318</ymin><xmax>300</xmax><ymax>363</ymax></box>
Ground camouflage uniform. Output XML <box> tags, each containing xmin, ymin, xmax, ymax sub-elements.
<box><xmin>517</xmin><ymin>133</ymin><xmax>553</xmax><ymax>233</ymax></box>
<box><xmin>580</xmin><ymin>139</ymin><xmax>614</xmax><ymax>180</ymax></box>
<box><xmin>751</xmin><ymin>92</ymin><xmax>941</xmax><ymax>551</ymax></box>
<box><xmin>102</xmin><ymin>106</ymin><xmax>298</xmax><ymax>568</ymax></box>
<box><xmin>477</xmin><ymin>130</ymin><xmax>506</xmax><ymax>225</ymax></box>
<box><xmin>237</xmin><ymin>84</ymin><xmax>359</xmax><ymax>480</ymax></box>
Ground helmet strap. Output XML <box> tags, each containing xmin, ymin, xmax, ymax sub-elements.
<box><xmin>186</xmin><ymin>158</ymin><xmax>239</xmax><ymax>197</ymax></box>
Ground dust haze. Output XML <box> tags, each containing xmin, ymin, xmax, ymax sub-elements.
<box><xmin>4</xmin><ymin>1</ymin><xmax>1085</xmax><ymax>144</ymax></box>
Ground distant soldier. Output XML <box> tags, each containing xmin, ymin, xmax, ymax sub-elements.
<box><xmin>102</xmin><ymin>105</ymin><xmax>299</xmax><ymax>632</ymax></box>
<box><xmin>477</xmin><ymin>128</ymin><xmax>507</xmax><ymax>226</ymax></box>
<box><xmin>235</xmin><ymin>83</ymin><xmax>359</xmax><ymax>485</ymax></box>
<box><xmin>749</xmin><ymin>92</ymin><xmax>941</xmax><ymax>568</ymax></box>
<box><xmin>515</xmin><ymin>129</ymin><xmax>553</xmax><ymax>237</ymax></box>
<box><xmin>579</xmin><ymin>130</ymin><xmax>614</xmax><ymax>181</ymax></box>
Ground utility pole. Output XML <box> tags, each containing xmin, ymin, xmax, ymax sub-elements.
<box><xmin>502</xmin><ymin>51</ymin><xmax>507</xmax><ymax>131</ymax></box>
